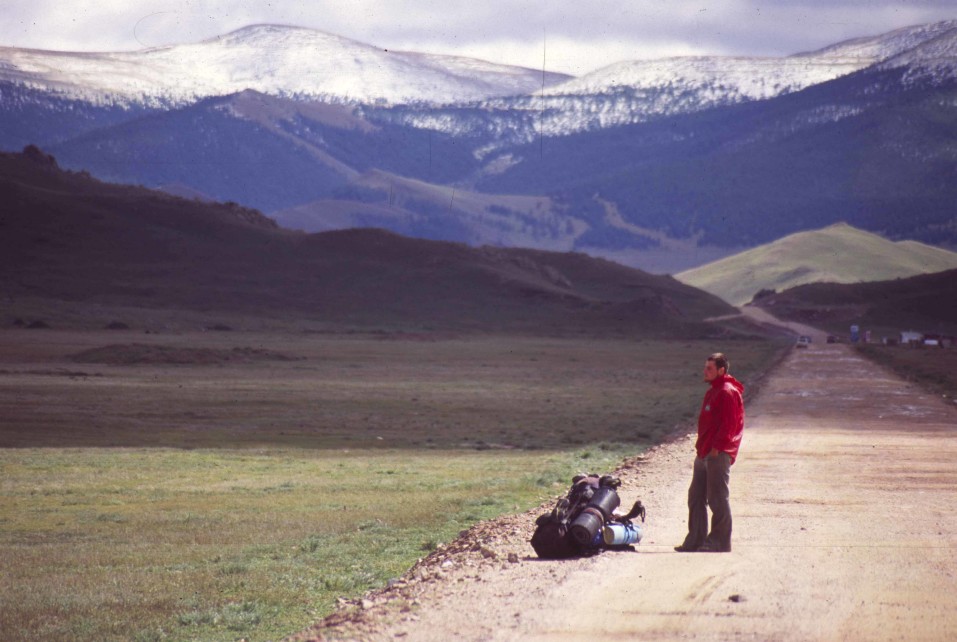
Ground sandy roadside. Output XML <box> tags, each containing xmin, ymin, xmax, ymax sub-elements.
<box><xmin>291</xmin><ymin>342</ymin><xmax>957</xmax><ymax>641</ymax></box>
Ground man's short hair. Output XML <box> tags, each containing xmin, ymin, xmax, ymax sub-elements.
<box><xmin>708</xmin><ymin>352</ymin><xmax>729</xmax><ymax>373</ymax></box>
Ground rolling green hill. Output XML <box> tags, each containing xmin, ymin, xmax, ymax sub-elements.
<box><xmin>674</xmin><ymin>223</ymin><xmax>957</xmax><ymax>306</ymax></box>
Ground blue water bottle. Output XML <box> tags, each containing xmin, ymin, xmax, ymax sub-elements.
<box><xmin>602</xmin><ymin>522</ymin><xmax>642</xmax><ymax>546</ymax></box>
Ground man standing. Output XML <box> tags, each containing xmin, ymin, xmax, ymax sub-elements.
<box><xmin>675</xmin><ymin>353</ymin><xmax>744</xmax><ymax>553</ymax></box>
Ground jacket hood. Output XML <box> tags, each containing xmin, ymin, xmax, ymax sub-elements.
<box><xmin>712</xmin><ymin>373</ymin><xmax>744</xmax><ymax>394</ymax></box>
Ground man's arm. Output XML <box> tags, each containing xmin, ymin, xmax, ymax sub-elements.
<box><xmin>709</xmin><ymin>388</ymin><xmax>739</xmax><ymax>455</ymax></box>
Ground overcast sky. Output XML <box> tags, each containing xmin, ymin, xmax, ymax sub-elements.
<box><xmin>4</xmin><ymin>1</ymin><xmax>956</xmax><ymax>76</ymax></box>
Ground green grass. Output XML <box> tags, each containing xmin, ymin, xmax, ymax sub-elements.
<box><xmin>676</xmin><ymin>223</ymin><xmax>957</xmax><ymax>306</ymax></box>
<box><xmin>0</xmin><ymin>447</ymin><xmax>630</xmax><ymax>642</ymax></box>
<box><xmin>0</xmin><ymin>333</ymin><xmax>789</xmax><ymax>641</ymax></box>
<box><xmin>0</xmin><ymin>335</ymin><xmax>784</xmax><ymax>450</ymax></box>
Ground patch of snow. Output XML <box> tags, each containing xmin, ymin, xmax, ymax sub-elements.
<box><xmin>390</xmin><ymin>21</ymin><xmax>957</xmax><ymax>140</ymax></box>
<box><xmin>877</xmin><ymin>21</ymin><xmax>957</xmax><ymax>85</ymax></box>
<box><xmin>541</xmin><ymin>56</ymin><xmax>860</xmax><ymax>101</ymax></box>
<box><xmin>0</xmin><ymin>24</ymin><xmax>569</xmax><ymax>107</ymax></box>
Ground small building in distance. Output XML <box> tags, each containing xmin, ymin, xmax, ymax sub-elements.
<box><xmin>900</xmin><ymin>330</ymin><xmax>923</xmax><ymax>346</ymax></box>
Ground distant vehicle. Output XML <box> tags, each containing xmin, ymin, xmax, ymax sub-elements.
<box><xmin>796</xmin><ymin>336</ymin><xmax>811</xmax><ymax>349</ymax></box>
<box><xmin>826</xmin><ymin>335</ymin><xmax>838</xmax><ymax>344</ymax></box>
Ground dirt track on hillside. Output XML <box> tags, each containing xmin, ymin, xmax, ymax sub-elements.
<box><xmin>291</xmin><ymin>343</ymin><xmax>957</xmax><ymax>642</ymax></box>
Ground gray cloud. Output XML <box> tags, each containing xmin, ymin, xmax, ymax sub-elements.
<box><xmin>2</xmin><ymin>1</ymin><xmax>955</xmax><ymax>75</ymax></box>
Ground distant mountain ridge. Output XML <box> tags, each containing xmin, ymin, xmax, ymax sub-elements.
<box><xmin>474</xmin><ymin>53</ymin><xmax>957</xmax><ymax>256</ymax></box>
<box><xmin>2</xmin><ymin>20</ymin><xmax>956</xmax><ymax>271</ymax></box>
<box><xmin>0</xmin><ymin>24</ymin><xmax>570</xmax><ymax>107</ymax></box>
<box><xmin>3</xmin><ymin>21</ymin><xmax>955</xmax><ymax>128</ymax></box>
<box><xmin>372</xmin><ymin>20</ymin><xmax>957</xmax><ymax>141</ymax></box>
<box><xmin>675</xmin><ymin>223</ymin><xmax>957</xmax><ymax>306</ymax></box>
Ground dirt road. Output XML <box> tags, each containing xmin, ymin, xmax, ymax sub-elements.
<box><xmin>293</xmin><ymin>343</ymin><xmax>957</xmax><ymax>641</ymax></box>
<box><xmin>740</xmin><ymin>306</ymin><xmax>830</xmax><ymax>344</ymax></box>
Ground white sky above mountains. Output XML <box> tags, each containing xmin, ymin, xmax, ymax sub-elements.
<box><xmin>4</xmin><ymin>1</ymin><xmax>956</xmax><ymax>76</ymax></box>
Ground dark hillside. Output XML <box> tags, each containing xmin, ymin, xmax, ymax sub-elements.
<box><xmin>46</xmin><ymin>94</ymin><xmax>349</xmax><ymax>212</ymax></box>
<box><xmin>0</xmin><ymin>148</ymin><xmax>738</xmax><ymax>335</ymax></box>
<box><xmin>751</xmin><ymin>268</ymin><xmax>957</xmax><ymax>336</ymax></box>
<box><xmin>0</xmin><ymin>81</ymin><xmax>158</xmax><ymax>150</ymax></box>
<box><xmin>47</xmin><ymin>91</ymin><xmax>482</xmax><ymax>212</ymax></box>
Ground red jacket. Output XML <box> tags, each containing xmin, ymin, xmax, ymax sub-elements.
<box><xmin>696</xmin><ymin>374</ymin><xmax>745</xmax><ymax>464</ymax></box>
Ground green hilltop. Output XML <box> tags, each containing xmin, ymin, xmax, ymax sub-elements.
<box><xmin>675</xmin><ymin>223</ymin><xmax>957</xmax><ymax>306</ymax></box>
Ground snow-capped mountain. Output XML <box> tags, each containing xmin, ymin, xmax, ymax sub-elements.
<box><xmin>552</xmin><ymin>19</ymin><xmax>957</xmax><ymax>98</ymax></box>
<box><xmin>0</xmin><ymin>24</ymin><xmax>570</xmax><ymax>106</ymax></box>
<box><xmin>383</xmin><ymin>20</ymin><xmax>957</xmax><ymax>142</ymax></box>
<box><xmin>805</xmin><ymin>19</ymin><xmax>957</xmax><ymax>64</ymax></box>
<box><xmin>877</xmin><ymin>21</ymin><xmax>957</xmax><ymax>83</ymax></box>
<box><xmin>4</xmin><ymin>19</ymin><xmax>955</xmax><ymax>135</ymax></box>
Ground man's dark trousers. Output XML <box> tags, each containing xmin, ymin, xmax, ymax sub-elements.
<box><xmin>682</xmin><ymin>452</ymin><xmax>732</xmax><ymax>551</ymax></box>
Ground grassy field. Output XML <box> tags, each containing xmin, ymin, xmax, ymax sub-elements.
<box><xmin>0</xmin><ymin>330</ymin><xmax>787</xmax><ymax>641</ymax></box>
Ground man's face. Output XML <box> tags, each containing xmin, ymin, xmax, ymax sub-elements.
<box><xmin>703</xmin><ymin>359</ymin><xmax>724</xmax><ymax>383</ymax></box>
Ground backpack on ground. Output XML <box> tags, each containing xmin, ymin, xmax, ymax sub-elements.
<box><xmin>530</xmin><ymin>473</ymin><xmax>646</xmax><ymax>559</ymax></box>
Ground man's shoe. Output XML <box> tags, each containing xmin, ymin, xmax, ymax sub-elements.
<box><xmin>697</xmin><ymin>543</ymin><xmax>731</xmax><ymax>553</ymax></box>
<box><xmin>674</xmin><ymin>544</ymin><xmax>699</xmax><ymax>552</ymax></box>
